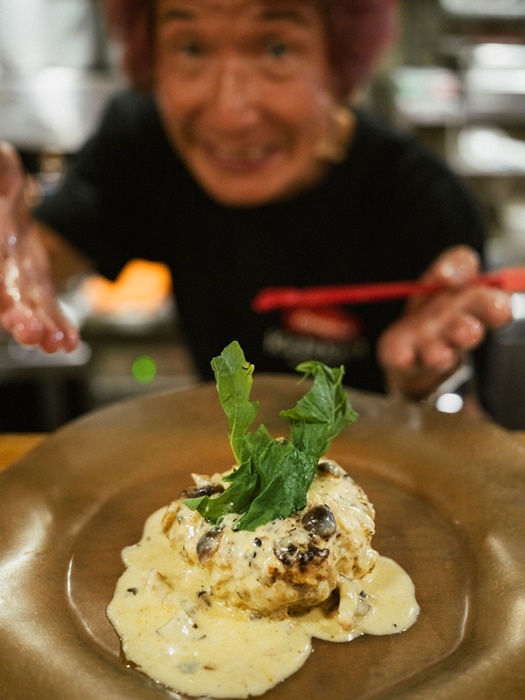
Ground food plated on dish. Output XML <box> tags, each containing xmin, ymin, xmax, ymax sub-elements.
<box><xmin>107</xmin><ymin>342</ymin><xmax>419</xmax><ymax>698</ymax></box>
<box><xmin>3</xmin><ymin>346</ymin><xmax>525</xmax><ymax>699</ymax></box>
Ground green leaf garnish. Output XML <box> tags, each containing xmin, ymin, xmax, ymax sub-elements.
<box><xmin>210</xmin><ymin>341</ymin><xmax>260</xmax><ymax>466</ymax></box>
<box><xmin>184</xmin><ymin>341</ymin><xmax>358</xmax><ymax>530</ymax></box>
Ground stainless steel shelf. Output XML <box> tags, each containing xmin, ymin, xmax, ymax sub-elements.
<box><xmin>0</xmin><ymin>68</ymin><xmax>123</xmax><ymax>153</ymax></box>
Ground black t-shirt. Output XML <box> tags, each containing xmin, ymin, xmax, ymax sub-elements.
<box><xmin>34</xmin><ymin>89</ymin><xmax>486</xmax><ymax>393</ymax></box>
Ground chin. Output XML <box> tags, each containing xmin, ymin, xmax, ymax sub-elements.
<box><xmin>199</xmin><ymin>180</ymin><xmax>287</xmax><ymax>208</ymax></box>
<box><xmin>195</xmin><ymin>162</ymin><xmax>324</xmax><ymax>207</ymax></box>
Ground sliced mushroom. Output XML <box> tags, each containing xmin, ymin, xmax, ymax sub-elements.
<box><xmin>181</xmin><ymin>483</ymin><xmax>225</xmax><ymax>499</ymax></box>
<box><xmin>196</xmin><ymin>530</ymin><xmax>223</xmax><ymax>564</ymax></box>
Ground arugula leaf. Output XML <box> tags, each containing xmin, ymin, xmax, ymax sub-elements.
<box><xmin>184</xmin><ymin>340</ymin><xmax>358</xmax><ymax>531</ymax></box>
<box><xmin>280</xmin><ymin>360</ymin><xmax>359</xmax><ymax>457</ymax></box>
<box><xmin>233</xmin><ymin>441</ymin><xmax>316</xmax><ymax>531</ymax></box>
<box><xmin>184</xmin><ymin>459</ymin><xmax>259</xmax><ymax>523</ymax></box>
<box><xmin>210</xmin><ymin>341</ymin><xmax>259</xmax><ymax>465</ymax></box>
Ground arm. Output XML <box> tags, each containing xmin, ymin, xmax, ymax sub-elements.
<box><xmin>0</xmin><ymin>142</ymin><xmax>90</xmax><ymax>352</ymax></box>
<box><xmin>376</xmin><ymin>245</ymin><xmax>513</xmax><ymax>401</ymax></box>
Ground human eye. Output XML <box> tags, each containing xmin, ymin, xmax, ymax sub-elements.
<box><xmin>159</xmin><ymin>32</ymin><xmax>209</xmax><ymax>73</ymax></box>
<box><xmin>257</xmin><ymin>35</ymin><xmax>301</xmax><ymax>78</ymax></box>
<box><xmin>177</xmin><ymin>38</ymin><xmax>204</xmax><ymax>58</ymax></box>
<box><xmin>264</xmin><ymin>39</ymin><xmax>292</xmax><ymax>59</ymax></box>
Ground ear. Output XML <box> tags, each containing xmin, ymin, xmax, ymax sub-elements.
<box><xmin>315</xmin><ymin>104</ymin><xmax>355</xmax><ymax>163</ymax></box>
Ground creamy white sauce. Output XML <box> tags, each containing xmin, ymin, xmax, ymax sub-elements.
<box><xmin>107</xmin><ymin>464</ymin><xmax>419</xmax><ymax>699</ymax></box>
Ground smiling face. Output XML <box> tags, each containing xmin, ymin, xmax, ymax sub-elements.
<box><xmin>153</xmin><ymin>0</ymin><xmax>344</xmax><ymax>206</ymax></box>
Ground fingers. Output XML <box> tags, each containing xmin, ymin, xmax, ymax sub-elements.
<box><xmin>384</xmin><ymin>288</ymin><xmax>512</xmax><ymax>369</ymax></box>
<box><xmin>448</xmin><ymin>286</ymin><xmax>512</xmax><ymax>332</ymax></box>
<box><xmin>37</xmin><ymin>321</ymin><xmax>80</xmax><ymax>353</ymax></box>
<box><xmin>405</xmin><ymin>245</ymin><xmax>483</xmax><ymax>318</ymax></box>
<box><xmin>1</xmin><ymin>310</ymin><xmax>75</xmax><ymax>353</ymax></box>
<box><xmin>1</xmin><ymin>303</ymin><xmax>80</xmax><ymax>353</ymax></box>
<box><xmin>378</xmin><ymin>283</ymin><xmax>513</xmax><ymax>399</ymax></box>
<box><xmin>421</xmin><ymin>245</ymin><xmax>481</xmax><ymax>287</ymax></box>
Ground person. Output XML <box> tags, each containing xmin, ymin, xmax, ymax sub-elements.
<box><xmin>0</xmin><ymin>0</ymin><xmax>513</xmax><ymax>414</ymax></box>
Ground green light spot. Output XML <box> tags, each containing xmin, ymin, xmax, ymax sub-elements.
<box><xmin>132</xmin><ymin>355</ymin><xmax>157</xmax><ymax>384</ymax></box>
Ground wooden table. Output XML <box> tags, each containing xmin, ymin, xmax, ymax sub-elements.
<box><xmin>0</xmin><ymin>434</ymin><xmax>48</xmax><ymax>473</ymax></box>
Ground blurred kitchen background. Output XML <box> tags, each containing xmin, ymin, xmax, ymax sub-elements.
<box><xmin>1</xmin><ymin>0</ymin><xmax>525</xmax><ymax>430</ymax></box>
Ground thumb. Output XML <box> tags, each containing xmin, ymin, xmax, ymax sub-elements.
<box><xmin>421</xmin><ymin>245</ymin><xmax>481</xmax><ymax>288</ymax></box>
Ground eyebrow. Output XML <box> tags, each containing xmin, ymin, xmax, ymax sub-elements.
<box><xmin>157</xmin><ymin>7</ymin><xmax>193</xmax><ymax>22</ymax></box>
<box><xmin>156</xmin><ymin>4</ymin><xmax>310</xmax><ymax>26</ymax></box>
<box><xmin>256</xmin><ymin>9</ymin><xmax>310</xmax><ymax>25</ymax></box>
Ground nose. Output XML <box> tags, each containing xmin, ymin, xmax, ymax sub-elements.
<box><xmin>209</xmin><ymin>54</ymin><xmax>259</xmax><ymax>130</ymax></box>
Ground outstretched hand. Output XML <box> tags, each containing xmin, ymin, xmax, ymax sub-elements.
<box><xmin>377</xmin><ymin>245</ymin><xmax>513</xmax><ymax>401</ymax></box>
<box><xmin>0</xmin><ymin>142</ymin><xmax>79</xmax><ymax>352</ymax></box>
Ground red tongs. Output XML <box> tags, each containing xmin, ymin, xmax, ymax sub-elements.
<box><xmin>252</xmin><ymin>266</ymin><xmax>525</xmax><ymax>313</ymax></box>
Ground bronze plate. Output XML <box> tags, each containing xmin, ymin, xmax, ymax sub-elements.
<box><xmin>1</xmin><ymin>375</ymin><xmax>525</xmax><ymax>699</ymax></box>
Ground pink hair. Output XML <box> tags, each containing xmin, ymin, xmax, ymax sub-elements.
<box><xmin>104</xmin><ymin>0</ymin><xmax>397</xmax><ymax>96</ymax></box>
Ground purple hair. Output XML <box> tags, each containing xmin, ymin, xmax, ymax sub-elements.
<box><xmin>104</xmin><ymin>0</ymin><xmax>397</xmax><ymax>96</ymax></box>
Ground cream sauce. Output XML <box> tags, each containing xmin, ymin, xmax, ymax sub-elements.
<box><xmin>107</xmin><ymin>506</ymin><xmax>419</xmax><ymax>698</ymax></box>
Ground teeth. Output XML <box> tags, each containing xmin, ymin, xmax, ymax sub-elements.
<box><xmin>213</xmin><ymin>147</ymin><xmax>267</xmax><ymax>160</ymax></box>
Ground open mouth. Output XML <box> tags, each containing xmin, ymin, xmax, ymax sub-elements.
<box><xmin>205</xmin><ymin>143</ymin><xmax>280</xmax><ymax>172</ymax></box>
